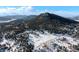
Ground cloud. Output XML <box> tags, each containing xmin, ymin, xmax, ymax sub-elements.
<box><xmin>16</xmin><ymin>6</ymin><xmax>33</xmax><ymax>15</ymax></box>
<box><xmin>0</xmin><ymin>6</ymin><xmax>79</xmax><ymax>17</ymax></box>
<box><xmin>0</xmin><ymin>6</ymin><xmax>33</xmax><ymax>16</ymax></box>
<box><xmin>0</xmin><ymin>6</ymin><xmax>49</xmax><ymax>16</ymax></box>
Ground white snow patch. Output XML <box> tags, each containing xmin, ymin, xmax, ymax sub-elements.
<box><xmin>75</xmin><ymin>20</ymin><xmax>79</xmax><ymax>22</ymax></box>
<box><xmin>27</xmin><ymin>30</ymin><xmax>78</xmax><ymax>51</ymax></box>
<box><xmin>0</xmin><ymin>19</ymin><xmax>16</xmax><ymax>23</ymax></box>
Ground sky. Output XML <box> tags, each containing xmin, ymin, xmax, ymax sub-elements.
<box><xmin>0</xmin><ymin>6</ymin><xmax>79</xmax><ymax>17</ymax></box>
<box><xmin>33</xmin><ymin>6</ymin><xmax>79</xmax><ymax>12</ymax></box>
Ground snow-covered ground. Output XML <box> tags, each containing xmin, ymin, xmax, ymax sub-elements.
<box><xmin>26</xmin><ymin>30</ymin><xmax>79</xmax><ymax>52</ymax></box>
<box><xmin>0</xmin><ymin>30</ymin><xmax>79</xmax><ymax>52</ymax></box>
<box><xmin>75</xmin><ymin>20</ymin><xmax>79</xmax><ymax>22</ymax></box>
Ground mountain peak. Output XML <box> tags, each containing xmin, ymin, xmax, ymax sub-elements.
<box><xmin>36</xmin><ymin>12</ymin><xmax>78</xmax><ymax>24</ymax></box>
<box><xmin>36</xmin><ymin>12</ymin><xmax>53</xmax><ymax>21</ymax></box>
<box><xmin>39</xmin><ymin>12</ymin><xmax>52</xmax><ymax>17</ymax></box>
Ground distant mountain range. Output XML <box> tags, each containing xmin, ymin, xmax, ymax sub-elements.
<box><xmin>72</xmin><ymin>16</ymin><xmax>79</xmax><ymax>22</ymax></box>
<box><xmin>0</xmin><ymin>15</ymin><xmax>36</xmax><ymax>21</ymax></box>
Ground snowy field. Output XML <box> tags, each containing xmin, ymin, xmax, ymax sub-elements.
<box><xmin>0</xmin><ymin>30</ymin><xmax>79</xmax><ymax>52</ymax></box>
